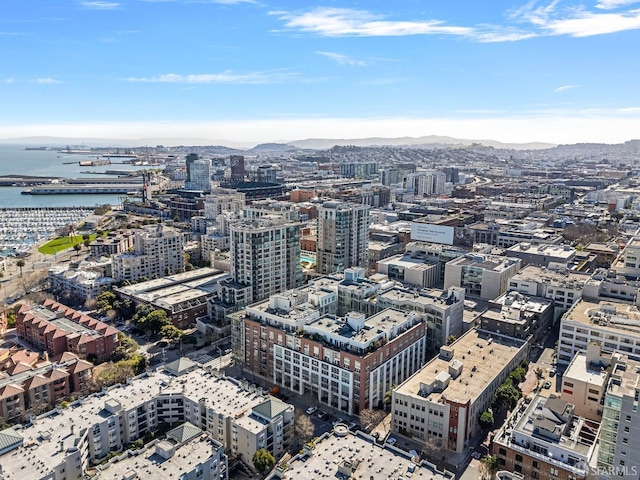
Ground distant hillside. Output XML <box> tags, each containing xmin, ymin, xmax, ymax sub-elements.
<box><xmin>287</xmin><ymin>135</ymin><xmax>556</xmax><ymax>150</ymax></box>
<box><xmin>249</xmin><ymin>143</ymin><xmax>299</xmax><ymax>152</ymax></box>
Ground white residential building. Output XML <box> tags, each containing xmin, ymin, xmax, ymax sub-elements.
<box><xmin>112</xmin><ymin>224</ymin><xmax>185</xmax><ymax>282</ymax></box>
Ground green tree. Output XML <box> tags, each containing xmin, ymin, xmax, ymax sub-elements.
<box><xmin>479</xmin><ymin>410</ymin><xmax>494</xmax><ymax>429</ymax></box>
<box><xmin>145</xmin><ymin>309</ymin><xmax>172</xmax><ymax>337</ymax></box>
<box><xmin>479</xmin><ymin>454</ymin><xmax>500</xmax><ymax>480</ymax></box>
<box><xmin>96</xmin><ymin>291</ymin><xmax>117</xmax><ymax>312</ymax></box>
<box><xmin>16</xmin><ymin>259</ymin><xmax>25</xmax><ymax>277</ymax></box>
<box><xmin>535</xmin><ymin>367</ymin><xmax>544</xmax><ymax>384</ymax></box>
<box><xmin>111</xmin><ymin>332</ymin><xmax>140</xmax><ymax>362</ymax></box>
<box><xmin>383</xmin><ymin>385</ymin><xmax>396</xmax><ymax>410</ymax></box>
<box><xmin>73</xmin><ymin>243</ymin><xmax>82</xmax><ymax>257</ymax></box>
<box><xmin>492</xmin><ymin>378</ymin><xmax>521</xmax><ymax>412</ymax></box>
<box><xmin>252</xmin><ymin>448</ymin><xmax>275</xmax><ymax>473</ymax></box>
<box><xmin>509</xmin><ymin>366</ymin><xmax>527</xmax><ymax>384</ymax></box>
<box><xmin>159</xmin><ymin>325</ymin><xmax>184</xmax><ymax>342</ymax></box>
<box><xmin>446</xmin><ymin>335</ymin><xmax>457</xmax><ymax>345</ymax></box>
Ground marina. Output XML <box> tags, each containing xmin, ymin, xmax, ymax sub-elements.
<box><xmin>0</xmin><ymin>207</ymin><xmax>93</xmax><ymax>256</ymax></box>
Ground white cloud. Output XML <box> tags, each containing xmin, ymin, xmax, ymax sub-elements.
<box><xmin>274</xmin><ymin>4</ymin><xmax>640</xmax><ymax>42</ymax></box>
<box><xmin>595</xmin><ymin>0</ymin><xmax>640</xmax><ymax>9</ymax></box>
<box><xmin>126</xmin><ymin>70</ymin><xmax>298</xmax><ymax>84</ymax></box>
<box><xmin>540</xmin><ymin>9</ymin><xmax>640</xmax><ymax>36</ymax></box>
<box><xmin>35</xmin><ymin>77</ymin><xmax>61</xmax><ymax>84</ymax></box>
<box><xmin>79</xmin><ymin>1</ymin><xmax>120</xmax><ymax>9</ymax></box>
<box><xmin>316</xmin><ymin>51</ymin><xmax>367</xmax><ymax>67</ymax></box>
<box><xmin>272</xmin><ymin>7</ymin><xmax>475</xmax><ymax>37</ymax></box>
<box><xmin>554</xmin><ymin>84</ymin><xmax>577</xmax><ymax>92</ymax></box>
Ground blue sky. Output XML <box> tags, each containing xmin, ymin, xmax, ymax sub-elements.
<box><xmin>1</xmin><ymin>0</ymin><xmax>639</xmax><ymax>145</ymax></box>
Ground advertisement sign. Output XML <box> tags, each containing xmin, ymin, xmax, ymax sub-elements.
<box><xmin>411</xmin><ymin>223</ymin><xmax>454</xmax><ymax>245</ymax></box>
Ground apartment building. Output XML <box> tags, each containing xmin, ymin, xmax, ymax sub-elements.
<box><xmin>557</xmin><ymin>299</ymin><xmax>640</xmax><ymax>365</ymax></box>
<box><xmin>444</xmin><ymin>253</ymin><xmax>521</xmax><ymax>300</ymax></box>
<box><xmin>492</xmin><ymin>395</ymin><xmax>599</xmax><ymax>480</ymax></box>
<box><xmin>235</xmin><ymin>296</ymin><xmax>428</xmax><ymax>414</ymax></box>
<box><xmin>316</xmin><ymin>202</ymin><xmax>370</xmax><ymax>275</ymax></box>
<box><xmin>92</xmin><ymin>423</ymin><xmax>228</xmax><ymax>480</ymax></box>
<box><xmin>479</xmin><ymin>291</ymin><xmax>554</xmax><ymax>344</ymax></box>
<box><xmin>16</xmin><ymin>300</ymin><xmax>119</xmax><ymax>362</ymax></box>
<box><xmin>611</xmin><ymin>236</ymin><xmax>640</xmax><ymax>279</ymax></box>
<box><xmin>0</xmin><ymin>352</ymin><xmax>92</xmax><ymax>422</ymax></box>
<box><xmin>392</xmin><ymin>329</ymin><xmax>528</xmax><ymax>453</ymax></box>
<box><xmin>0</xmin><ymin>364</ymin><xmax>293</xmax><ymax>479</ymax></box>
<box><xmin>88</xmin><ymin>229</ymin><xmax>134</xmax><ymax>257</ymax></box>
<box><xmin>597</xmin><ymin>354</ymin><xmax>640</xmax><ymax>478</ymax></box>
<box><xmin>230</xmin><ymin>217</ymin><xmax>302</xmax><ymax>303</ymax></box>
<box><xmin>406</xmin><ymin>170</ymin><xmax>447</xmax><ymax>197</ymax></box>
<box><xmin>509</xmin><ymin>265</ymin><xmax>589</xmax><ymax>321</ymax></box>
<box><xmin>112</xmin><ymin>224</ymin><xmax>185</xmax><ymax>282</ymax></box>
<box><xmin>375</xmin><ymin>286</ymin><xmax>466</xmax><ymax>349</ymax></box>
<box><xmin>48</xmin><ymin>265</ymin><xmax>114</xmax><ymax>300</ymax></box>
<box><xmin>266</xmin><ymin>426</ymin><xmax>455</xmax><ymax>480</ymax></box>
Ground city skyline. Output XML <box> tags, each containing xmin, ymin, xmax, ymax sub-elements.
<box><xmin>1</xmin><ymin>0</ymin><xmax>639</xmax><ymax>145</ymax></box>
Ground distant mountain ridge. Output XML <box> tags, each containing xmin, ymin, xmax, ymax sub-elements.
<box><xmin>286</xmin><ymin>135</ymin><xmax>556</xmax><ymax>150</ymax></box>
<box><xmin>2</xmin><ymin>134</ymin><xmax>638</xmax><ymax>152</ymax></box>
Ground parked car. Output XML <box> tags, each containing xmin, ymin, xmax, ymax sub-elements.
<box><xmin>548</xmin><ymin>368</ymin><xmax>556</xmax><ymax>377</ymax></box>
<box><xmin>306</xmin><ymin>406</ymin><xmax>318</xmax><ymax>415</ymax></box>
<box><xmin>386</xmin><ymin>437</ymin><xmax>397</xmax><ymax>446</ymax></box>
<box><xmin>332</xmin><ymin>417</ymin><xmax>344</xmax><ymax>426</ymax></box>
<box><xmin>317</xmin><ymin>411</ymin><xmax>328</xmax><ymax>420</ymax></box>
<box><xmin>543</xmin><ymin>380</ymin><xmax>552</xmax><ymax>389</ymax></box>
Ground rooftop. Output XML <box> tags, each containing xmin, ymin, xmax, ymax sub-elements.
<box><xmin>607</xmin><ymin>356</ymin><xmax>640</xmax><ymax>398</ymax></box>
<box><xmin>275</xmin><ymin>426</ymin><xmax>454</xmax><ymax>480</ymax></box>
<box><xmin>95</xmin><ymin>431</ymin><xmax>225</xmax><ymax>480</ymax></box>
<box><xmin>396</xmin><ymin>329</ymin><xmax>526</xmax><ymax>405</ymax></box>
<box><xmin>563</xmin><ymin>351</ymin><xmax>609</xmax><ymax>387</ymax></box>
<box><xmin>563</xmin><ymin>298</ymin><xmax>640</xmax><ymax>336</ymax></box>
<box><xmin>448</xmin><ymin>254</ymin><xmax>520</xmax><ymax>272</ymax></box>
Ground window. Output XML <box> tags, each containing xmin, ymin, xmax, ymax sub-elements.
<box><xmin>515</xmin><ymin>454</ymin><xmax>523</xmax><ymax>462</ymax></box>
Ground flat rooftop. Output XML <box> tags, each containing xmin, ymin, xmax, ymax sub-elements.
<box><xmin>449</xmin><ymin>254</ymin><xmax>518</xmax><ymax>272</ymax></box>
<box><xmin>507</xmin><ymin>243</ymin><xmax>575</xmax><ymax>259</ymax></box>
<box><xmin>96</xmin><ymin>434</ymin><xmax>225</xmax><ymax>480</ymax></box>
<box><xmin>563</xmin><ymin>298</ymin><xmax>640</xmax><ymax>336</ymax></box>
<box><xmin>378</xmin><ymin>254</ymin><xmax>437</xmax><ymax>271</ymax></box>
<box><xmin>396</xmin><ymin>329</ymin><xmax>526</xmax><ymax>405</ymax></box>
<box><xmin>278</xmin><ymin>427</ymin><xmax>454</xmax><ymax>480</ymax></box>
<box><xmin>564</xmin><ymin>351</ymin><xmax>609</xmax><ymax>387</ymax></box>
<box><xmin>305</xmin><ymin>308</ymin><xmax>416</xmax><ymax>347</ymax></box>
<box><xmin>608</xmin><ymin>356</ymin><xmax>640</xmax><ymax>398</ymax></box>
<box><xmin>511</xmin><ymin>265</ymin><xmax>590</xmax><ymax>289</ymax></box>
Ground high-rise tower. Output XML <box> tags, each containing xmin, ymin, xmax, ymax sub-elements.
<box><xmin>316</xmin><ymin>202</ymin><xmax>370</xmax><ymax>275</ymax></box>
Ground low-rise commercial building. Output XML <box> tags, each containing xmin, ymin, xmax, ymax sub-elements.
<box><xmin>560</xmin><ymin>342</ymin><xmax>616</xmax><ymax>421</ymax></box>
<box><xmin>115</xmin><ymin>268</ymin><xmax>230</xmax><ymax>329</ymax></box>
<box><xmin>392</xmin><ymin>328</ymin><xmax>527</xmax><ymax>453</ymax></box>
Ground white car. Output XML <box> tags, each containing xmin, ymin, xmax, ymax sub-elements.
<box><xmin>332</xmin><ymin>417</ymin><xmax>344</xmax><ymax>426</ymax></box>
<box><xmin>386</xmin><ymin>437</ymin><xmax>397</xmax><ymax>446</ymax></box>
<box><xmin>306</xmin><ymin>406</ymin><xmax>317</xmax><ymax>415</ymax></box>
